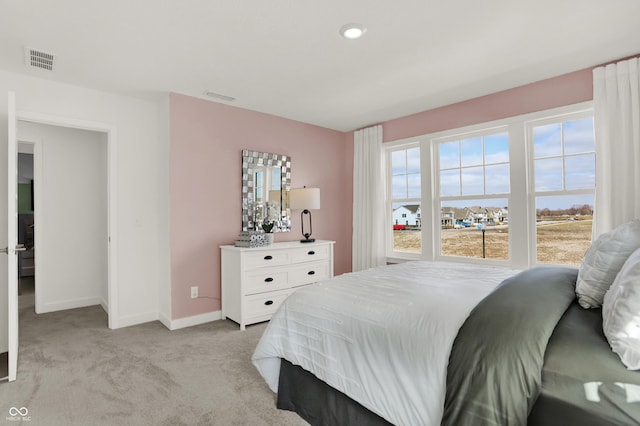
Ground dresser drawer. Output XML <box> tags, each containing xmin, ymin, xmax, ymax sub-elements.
<box><xmin>221</xmin><ymin>241</ymin><xmax>334</xmax><ymax>330</ymax></box>
<box><xmin>290</xmin><ymin>245</ymin><xmax>330</xmax><ymax>264</ymax></box>
<box><xmin>243</xmin><ymin>250</ymin><xmax>290</xmax><ymax>270</ymax></box>
<box><xmin>289</xmin><ymin>261</ymin><xmax>330</xmax><ymax>286</ymax></box>
<box><xmin>245</xmin><ymin>289</ymin><xmax>292</xmax><ymax>319</ymax></box>
<box><xmin>244</xmin><ymin>270</ymin><xmax>289</xmax><ymax>295</ymax></box>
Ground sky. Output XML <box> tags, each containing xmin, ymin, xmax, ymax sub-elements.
<box><xmin>391</xmin><ymin>117</ymin><xmax>595</xmax><ymax>211</ymax></box>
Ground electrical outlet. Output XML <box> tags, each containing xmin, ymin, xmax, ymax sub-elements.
<box><xmin>191</xmin><ymin>286</ymin><xmax>198</xmax><ymax>299</ymax></box>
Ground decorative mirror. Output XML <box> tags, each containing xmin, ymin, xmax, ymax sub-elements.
<box><xmin>242</xmin><ymin>149</ymin><xmax>291</xmax><ymax>232</ymax></box>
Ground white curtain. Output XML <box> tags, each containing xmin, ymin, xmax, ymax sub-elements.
<box><xmin>592</xmin><ymin>57</ymin><xmax>640</xmax><ymax>238</ymax></box>
<box><xmin>352</xmin><ymin>125</ymin><xmax>386</xmax><ymax>272</ymax></box>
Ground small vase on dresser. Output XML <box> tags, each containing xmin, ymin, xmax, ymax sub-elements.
<box><xmin>264</xmin><ymin>233</ymin><xmax>274</xmax><ymax>245</ymax></box>
<box><xmin>220</xmin><ymin>240</ymin><xmax>335</xmax><ymax>330</ymax></box>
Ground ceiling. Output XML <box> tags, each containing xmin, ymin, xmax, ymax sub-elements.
<box><xmin>1</xmin><ymin>1</ymin><xmax>639</xmax><ymax>132</ymax></box>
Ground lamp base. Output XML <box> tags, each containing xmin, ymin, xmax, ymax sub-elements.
<box><xmin>300</xmin><ymin>238</ymin><xmax>315</xmax><ymax>243</ymax></box>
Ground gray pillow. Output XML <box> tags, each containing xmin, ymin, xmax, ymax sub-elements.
<box><xmin>576</xmin><ymin>219</ymin><xmax>640</xmax><ymax>309</ymax></box>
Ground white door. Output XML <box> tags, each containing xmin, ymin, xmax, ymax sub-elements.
<box><xmin>6</xmin><ymin>91</ymin><xmax>20</xmax><ymax>381</ymax></box>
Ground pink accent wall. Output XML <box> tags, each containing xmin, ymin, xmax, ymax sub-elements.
<box><xmin>381</xmin><ymin>67</ymin><xmax>593</xmax><ymax>142</ymax></box>
<box><xmin>169</xmin><ymin>64</ymin><xmax>598</xmax><ymax>321</ymax></box>
<box><xmin>169</xmin><ymin>93</ymin><xmax>352</xmax><ymax>320</ymax></box>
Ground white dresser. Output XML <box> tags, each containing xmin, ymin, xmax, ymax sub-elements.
<box><xmin>220</xmin><ymin>240</ymin><xmax>335</xmax><ymax>330</ymax></box>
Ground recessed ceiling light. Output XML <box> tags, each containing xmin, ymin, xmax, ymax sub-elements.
<box><xmin>339</xmin><ymin>23</ymin><xmax>367</xmax><ymax>40</ymax></box>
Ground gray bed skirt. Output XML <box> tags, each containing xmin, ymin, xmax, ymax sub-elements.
<box><xmin>277</xmin><ymin>358</ymin><xmax>393</xmax><ymax>426</ymax></box>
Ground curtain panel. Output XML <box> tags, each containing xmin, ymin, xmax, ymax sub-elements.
<box><xmin>352</xmin><ymin>125</ymin><xmax>386</xmax><ymax>272</ymax></box>
<box><xmin>592</xmin><ymin>57</ymin><xmax>640</xmax><ymax>238</ymax></box>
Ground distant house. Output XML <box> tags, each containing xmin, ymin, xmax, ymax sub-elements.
<box><xmin>393</xmin><ymin>204</ymin><xmax>421</xmax><ymax>227</ymax></box>
<box><xmin>441</xmin><ymin>207</ymin><xmax>455</xmax><ymax>227</ymax></box>
<box><xmin>486</xmin><ymin>207</ymin><xmax>508</xmax><ymax>223</ymax></box>
<box><xmin>410</xmin><ymin>204</ymin><xmax>509</xmax><ymax>228</ymax></box>
<box><xmin>440</xmin><ymin>205</ymin><xmax>509</xmax><ymax>227</ymax></box>
<box><xmin>465</xmin><ymin>206</ymin><xmax>487</xmax><ymax>223</ymax></box>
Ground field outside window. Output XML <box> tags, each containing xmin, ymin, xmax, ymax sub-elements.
<box><xmin>390</xmin><ymin>147</ymin><xmax>421</xmax><ymax>254</ymax></box>
<box><xmin>386</xmin><ymin>103</ymin><xmax>594</xmax><ymax>268</ymax></box>
<box><xmin>438</xmin><ymin>131</ymin><xmax>509</xmax><ymax>260</ymax></box>
<box><xmin>532</xmin><ymin>116</ymin><xmax>595</xmax><ymax>266</ymax></box>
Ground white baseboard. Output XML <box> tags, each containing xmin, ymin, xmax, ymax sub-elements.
<box><xmin>100</xmin><ymin>297</ymin><xmax>108</xmax><ymax>314</ymax></box>
<box><xmin>38</xmin><ymin>296</ymin><xmax>103</xmax><ymax>314</ymax></box>
<box><xmin>33</xmin><ymin>300</ymin><xmax>221</xmax><ymax>332</ymax></box>
<box><xmin>164</xmin><ymin>310</ymin><xmax>222</xmax><ymax>331</ymax></box>
<box><xmin>157</xmin><ymin>312</ymin><xmax>172</xmax><ymax>330</ymax></box>
<box><xmin>116</xmin><ymin>311</ymin><xmax>160</xmax><ymax>329</ymax></box>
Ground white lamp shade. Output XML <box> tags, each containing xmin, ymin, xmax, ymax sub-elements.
<box><xmin>289</xmin><ymin>187</ymin><xmax>320</xmax><ymax>210</ymax></box>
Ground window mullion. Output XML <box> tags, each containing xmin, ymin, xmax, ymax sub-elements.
<box><xmin>386</xmin><ymin>103</ymin><xmax>593</xmax><ymax>267</ymax></box>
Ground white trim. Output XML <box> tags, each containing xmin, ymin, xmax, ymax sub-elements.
<box><xmin>7</xmin><ymin>91</ymin><xmax>18</xmax><ymax>381</ymax></box>
<box><xmin>32</xmin><ymin>139</ymin><xmax>43</xmax><ymax>312</ymax></box>
<box><xmin>384</xmin><ymin>101</ymin><xmax>594</xmax><ymax>268</ymax></box>
<box><xmin>384</xmin><ymin>137</ymin><xmax>423</xmax><ymax>149</ymax></box>
<box><xmin>385</xmin><ymin>141</ymin><xmax>424</xmax><ymax>259</ymax></box>
<box><xmin>509</xmin><ymin>122</ymin><xmax>530</xmax><ymax>269</ymax></box>
<box><xmin>17</xmin><ymin>137</ymin><xmax>44</xmax><ymax>313</ymax></box>
<box><xmin>162</xmin><ymin>310</ymin><xmax>223</xmax><ymax>331</ymax></box>
<box><xmin>157</xmin><ymin>312</ymin><xmax>172</xmax><ymax>329</ymax></box>
<box><xmin>37</xmin><ymin>297</ymin><xmax>104</xmax><ymax>314</ymax></box>
<box><xmin>107</xmin><ymin>127</ymin><xmax>118</xmax><ymax>329</ymax></box>
<box><xmin>431</xmin><ymin>126</ymin><xmax>511</xmax><ymax>267</ymax></box>
<box><xmin>16</xmin><ymin>110</ymin><xmax>119</xmax><ymax>329</ymax></box>
<box><xmin>117</xmin><ymin>311</ymin><xmax>160</xmax><ymax>329</ymax></box>
<box><xmin>525</xmin><ymin>110</ymin><xmax>596</xmax><ymax>266</ymax></box>
<box><xmin>16</xmin><ymin>138</ymin><xmax>44</xmax><ymax>313</ymax></box>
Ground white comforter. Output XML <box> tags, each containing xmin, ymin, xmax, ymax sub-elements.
<box><xmin>252</xmin><ymin>261</ymin><xmax>517</xmax><ymax>426</ymax></box>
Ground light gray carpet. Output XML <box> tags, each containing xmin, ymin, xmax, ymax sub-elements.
<box><xmin>0</xmin><ymin>280</ymin><xmax>308</xmax><ymax>426</ymax></box>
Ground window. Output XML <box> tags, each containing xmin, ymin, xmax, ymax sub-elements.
<box><xmin>530</xmin><ymin>115</ymin><xmax>595</xmax><ymax>266</ymax></box>
<box><xmin>384</xmin><ymin>102</ymin><xmax>594</xmax><ymax>268</ymax></box>
<box><xmin>437</xmin><ymin>130</ymin><xmax>510</xmax><ymax>260</ymax></box>
<box><xmin>389</xmin><ymin>146</ymin><xmax>421</xmax><ymax>254</ymax></box>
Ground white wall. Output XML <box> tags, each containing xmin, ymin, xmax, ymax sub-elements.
<box><xmin>17</xmin><ymin>152</ymin><xmax>33</xmax><ymax>183</ymax></box>
<box><xmin>0</xmin><ymin>69</ymin><xmax>169</xmax><ymax>349</ymax></box>
<box><xmin>19</xmin><ymin>121</ymin><xmax>107</xmax><ymax>313</ymax></box>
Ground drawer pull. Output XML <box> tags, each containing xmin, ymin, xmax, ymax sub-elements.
<box><xmin>264</xmin><ymin>300</ymin><xmax>274</xmax><ymax>306</ymax></box>
<box><xmin>308</xmin><ymin>270</ymin><xmax>316</xmax><ymax>276</ymax></box>
<box><xmin>307</xmin><ymin>250</ymin><xmax>315</xmax><ymax>255</ymax></box>
<box><xmin>264</xmin><ymin>255</ymin><xmax>273</xmax><ymax>260</ymax></box>
<box><xmin>264</xmin><ymin>277</ymin><xmax>274</xmax><ymax>283</ymax></box>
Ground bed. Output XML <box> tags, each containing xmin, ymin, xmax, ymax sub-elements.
<box><xmin>252</xmin><ymin>261</ymin><xmax>640</xmax><ymax>426</ymax></box>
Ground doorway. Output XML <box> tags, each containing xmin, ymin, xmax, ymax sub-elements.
<box><xmin>3</xmin><ymin>104</ymin><xmax>118</xmax><ymax>383</ymax></box>
<box><xmin>18</xmin><ymin>121</ymin><xmax>109</xmax><ymax>319</ymax></box>
<box><xmin>16</xmin><ymin>146</ymin><xmax>35</xmax><ymax>316</ymax></box>
<box><xmin>0</xmin><ymin>147</ymin><xmax>33</xmax><ymax>381</ymax></box>
<box><xmin>12</xmin><ymin>111</ymin><xmax>119</xmax><ymax>334</ymax></box>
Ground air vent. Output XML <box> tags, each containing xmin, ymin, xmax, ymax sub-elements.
<box><xmin>204</xmin><ymin>90</ymin><xmax>235</xmax><ymax>102</ymax></box>
<box><xmin>24</xmin><ymin>47</ymin><xmax>56</xmax><ymax>71</ymax></box>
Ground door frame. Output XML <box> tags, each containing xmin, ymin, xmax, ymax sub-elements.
<box><xmin>7</xmin><ymin>92</ymin><xmax>18</xmax><ymax>381</ymax></box>
<box><xmin>17</xmin><ymin>141</ymin><xmax>39</xmax><ymax>314</ymax></box>
<box><xmin>16</xmin><ymin>111</ymin><xmax>119</xmax><ymax>329</ymax></box>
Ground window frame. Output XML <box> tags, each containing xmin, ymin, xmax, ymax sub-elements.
<box><xmin>384</xmin><ymin>101</ymin><xmax>594</xmax><ymax>268</ymax></box>
<box><xmin>433</xmin><ymin>125</ymin><xmax>511</xmax><ymax>264</ymax></box>
<box><xmin>386</xmin><ymin>141</ymin><xmax>423</xmax><ymax>261</ymax></box>
<box><xmin>526</xmin><ymin>110</ymin><xmax>595</xmax><ymax>266</ymax></box>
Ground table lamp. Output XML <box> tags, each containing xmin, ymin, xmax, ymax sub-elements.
<box><xmin>289</xmin><ymin>187</ymin><xmax>320</xmax><ymax>243</ymax></box>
